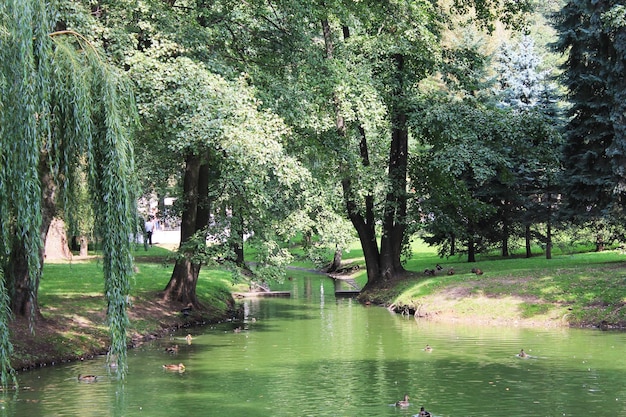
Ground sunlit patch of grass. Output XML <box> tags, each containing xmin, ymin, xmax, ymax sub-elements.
<box><xmin>519</xmin><ymin>302</ymin><xmax>551</xmax><ymax>318</ymax></box>
<box><xmin>377</xmin><ymin>239</ymin><xmax>626</xmax><ymax>326</ymax></box>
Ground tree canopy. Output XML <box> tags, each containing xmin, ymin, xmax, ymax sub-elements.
<box><xmin>2</xmin><ymin>0</ymin><xmax>625</xmax><ymax>382</ymax></box>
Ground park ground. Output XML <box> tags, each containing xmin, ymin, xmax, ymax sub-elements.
<box><xmin>9</xmin><ymin>239</ymin><xmax>626</xmax><ymax>372</ymax></box>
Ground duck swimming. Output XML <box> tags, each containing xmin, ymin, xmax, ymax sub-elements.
<box><xmin>424</xmin><ymin>344</ymin><xmax>432</xmax><ymax>352</ymax></box>
<box><xmin>185</xmin><ymin>334</ymin><xmax>193</xmax><ymax>345</ymax></box>
<box><xmin>395</xmin><ymin>394</ymin><xmax>410</xmax><ymax>408</ymax></box>
<box><xmin>165</xmin><ymin>345</ymin><xmax>179</xmax><ymax>353</ymax></box>
<box><xmin>77</xmin><ymin>374</ymin><xmax>98</xmax><ymax>383</ymax></box>
<box><xmin>419</xmin><ymin>406</ymin><xmax>432</xmax><ymax>416</ymax></box>
<box><xmin>163</xmin><ymin>363</ymin><xmax>185</xmax><ymax>371</ymax></box>
<box><xmin>518</xmin><ymin>349</ymin><xmax>528</xmax><ymax>358</ymax></box>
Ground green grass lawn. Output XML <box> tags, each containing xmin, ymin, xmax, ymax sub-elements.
<box><xmin>335</xmin><ymin>239</ymin><xmax>626</xmax><ymax>326</ymax></box>
<box><xmin>24</xmin><ymin>247</ymin><xmax>238</xmax><ymax>362</ymax></box>
<box><xmin>38</xmin><ymin>238</ymin><xmax>626</xmax><ymax>335</ymax></box>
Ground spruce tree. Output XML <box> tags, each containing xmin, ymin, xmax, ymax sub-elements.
<box><xmin>553</xmin><ymin>1</ymin><xmax>626</xmax><ymax>217</ymax></box>
<box><xmin>495</xmin><ymin>34</ymin><xmax>563</xmax><ymax>258</ymax></box>
<box><xmin>497</xmin><ymin>35</ymin><xmax>553</xmax><ymax>111</ymax></box>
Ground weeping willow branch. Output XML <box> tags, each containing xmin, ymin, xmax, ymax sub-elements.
<box><xmin>0</xmin><ymin>0</ymin><xmax>46</xmax><ymax>388</ymax></box>
<box><xmin>0</xmin><ymin>270</ymin><xmax>16</xmax><ymax>388</ymax></box>
<box><xmin>48</xmin><ymin>29</ymin><xmax>103</xmax><ymax>63</ymax></box>
<box><xmin>1</xmin><ymin>0</ymin><xmax>138</xmax><ymax>383</ymax></box>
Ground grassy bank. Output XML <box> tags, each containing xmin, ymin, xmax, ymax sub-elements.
<box><xmin>345</xmin><ymin>241</ymin><xmax>626</xmax><ymax>328</ymax></box>
<box><xmin>10</xmin><ymin>246</ymin><xmax>240</xmax><ymax>371</ymax></box>
<box><xmin>10</xmin><ymin>239</ymin><xmax>626</xmax><ymax>371</ymax></box>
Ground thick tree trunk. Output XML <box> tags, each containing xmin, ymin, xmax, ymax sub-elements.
<box><xmin>10</xmin><ymin>155</ymin><xmax>56</xmax><ymax>318</ymax></box>
<box><xmin>165</xmin><ymin>258</ymin><xmax>201</xmax><ymax>307</ymax></box>
<box><xmin>323</xmin><ymin>18</ymin><xmax>379</xmax><ymax>286</ymax></box>
<box><xmin>379</xmin><ymin>53</ymin><xmax>408</xmax><ymax>281</ymax></box>
<box><xmin>8</xmin><ymin>241</ymin><xmax>37</xmax><ymax>317</ymax></box>
<box><xmin>196</xmin><ymin>160</ymin><xmax>211</xmax><ymax>231</ymax></box>
<box><xmin>343</xmin><ymin>178</ymin><xmax>380</xmax><ymax>286</ymax></box>
<box><xmin>163</xmin><ymin>153</ymin><xmax>202</xmax><ymax>307</ymax></box>
<box><xmin>323</xmin><ymin>21</ymin><xmax>408</xmax><ymax>290</ymax></box>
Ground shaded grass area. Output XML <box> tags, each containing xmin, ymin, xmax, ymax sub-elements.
<box><xmin>10</xmin><ymin>247</ymin><xmax>238</xmax><ymax>371</ymax></box>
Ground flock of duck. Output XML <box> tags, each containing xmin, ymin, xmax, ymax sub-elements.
<box><xmin>390</xmin><ymin>344</ymin><xmax>531</xmax><ymax>415</ymax></box>
<box><xmin>78</xmin><ymin>328</ymin><xmax>264</xmax><ymax>381</ymax></box>
<box><xmin>76</xmin><ymin>326</ymin><xmax>532</xmax><ymax>414</ymax></box>
<box><xmin>79</xmin><ymin>326</ymin><xmax>260</xmax><ymax>382</ymax></box>
<box><xmin>161</xmin><ymin>333</ymin><xmax>193</xmax><ymax>373</ymax></box>
<box><xmin>423</xmin><ymin>264</ymin><xmax>485</xmax><ymax>276</ymax></box>
<box><xmin>77</xmin><ymin>333</ymin><xmax>194</xmax><ymax>382</ymax></box>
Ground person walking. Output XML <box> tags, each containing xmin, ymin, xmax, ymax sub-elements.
<box><xmin>144</xmin><ymin>216</ymin><xmax>155</xmax><ymax>248</ymax></box>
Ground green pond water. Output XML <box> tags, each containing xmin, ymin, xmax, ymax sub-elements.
<box><xmin>4</xmin><ymin>274</ymin><xmax>626</xmax><ymax>417</ymax></box>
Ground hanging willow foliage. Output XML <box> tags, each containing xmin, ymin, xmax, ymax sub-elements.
<box><xmin>0</xmin><ymin>0</ymin><xmax>137</xmax><ymax>384</ymax></box>
<box><xmin>0</xmin><ymin>0</ymin><xmax>45</xmax><ymax>388</ymax></box>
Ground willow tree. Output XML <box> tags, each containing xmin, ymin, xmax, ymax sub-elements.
<box><xmin>0</xmin><ymin>0</ymin><xmax>137</xmax><ymax>382</ymax></box>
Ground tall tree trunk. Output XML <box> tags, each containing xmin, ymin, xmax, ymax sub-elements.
<box><xmin>546</xmin><ymin>221</ymin><xmax>552</xmax><ymax>260</ymax></box>
<box><xmin>450</xmin><ymin>234</ymin><xmax>456</xmax><ymax>256</ymax></box>
<box><xmin>525</xmin><ymin>224</ymin><xmax>532</xmax><ymax>258</ymax></box>
<box><xmin>468</xmin><ymin>236</ymin><xmax>476</xmax><ymax>263</ymax></box>
<box><xmin>322</xmin><ymin>20</ymin><xmax>409</xmax><ymax>290</ymax></box>
<box><xmin>501</xmin><ymin>223</ymin><xmax>509</xmax><ymax>257</ymax></box>
<box><xmin>196</xmin><ymin>160</ymin><xmax>211</xmax><ymax>231</ymax></box>
<box><xmin>229</xmin><ymin>206</ymin><xmax>245</xmax><ymax>267</ymax></box>
<box><xmin>322</xmin><ymin>19</ymin><xmax>380</xmax><ymax>285</ymax></box>
<box><xmin>9</xmin><ymin>154</ymin><xmax>57</xmax><ymax>318</ymax></box>
<box><xmin>379</xmin><ymin>53</ymin><xmax>408</xmax><ymax>282</ymax></box>
<box><xmin>546</xmin><ymin>194</ymin><xmax>552</xmax><ymax>260</ymax></box>
<box><xmin>163</xmin><ymin>153</ymin><xmax>202</xmax><ymax>307</ymax></box>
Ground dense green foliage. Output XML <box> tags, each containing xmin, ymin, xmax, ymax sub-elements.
<box><xmin>409</xmin><ymin>31</ymin><xmax>563</xmax><ymax>260</ymax></box>
<box><xmin>1</xmin><ymin>0</ymin><xmax>137</xmax><ymax>382</ymax></box>
<box><xmin>554</xmin><ymin>1</ymin><xmax>626</xmax><ymax>218</ymax></box>
<box><xmin>2</xmin><ymin>0</ymin><xmax>626</xmax><ymax>386</ymax></box>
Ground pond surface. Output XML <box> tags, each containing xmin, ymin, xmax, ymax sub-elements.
<box><xmin>5</xmin><ymin>274</ymin><xmax>626</xmax><ymax>416</ymax></box>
